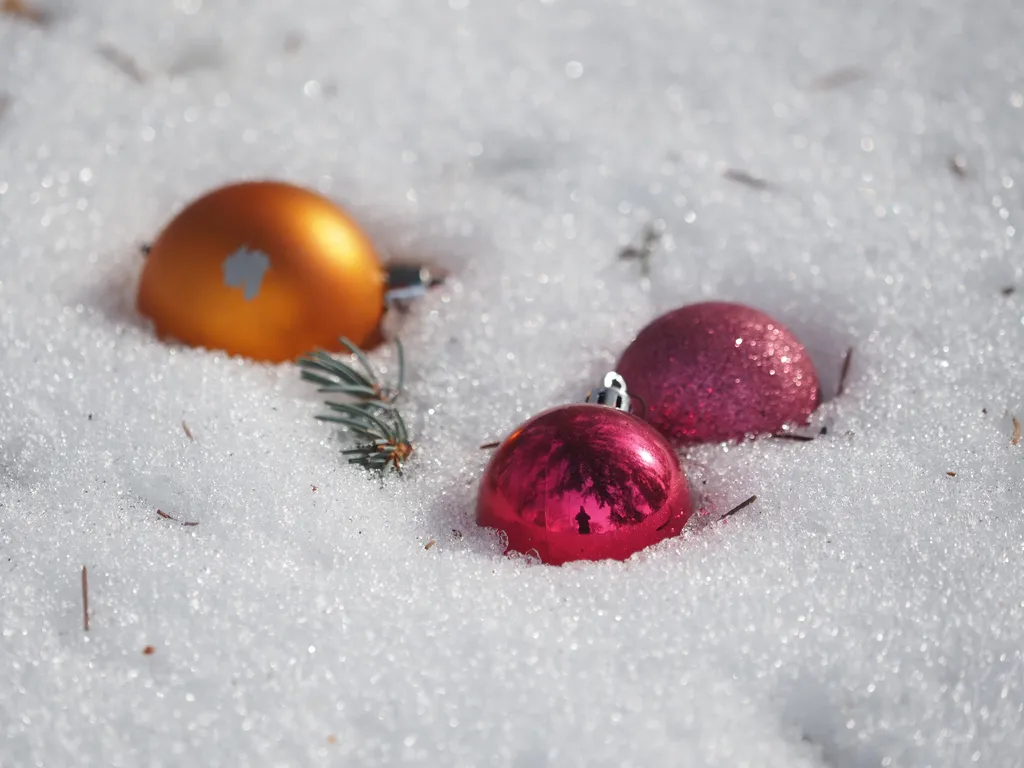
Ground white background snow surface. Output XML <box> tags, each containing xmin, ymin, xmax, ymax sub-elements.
<box><xmin>2</xmin><ymin>0</ymin><xmax>1024</xmax><ymax>765</ymax></box>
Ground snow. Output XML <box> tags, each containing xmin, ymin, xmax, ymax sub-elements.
<box><xmin>2</xmin><ymin>0</ymin><xmax>1024</xmax><ymax>765</ymax></box>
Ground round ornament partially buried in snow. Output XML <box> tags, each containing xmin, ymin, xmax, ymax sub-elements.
<box><xmin>137</xmin><ymin>181</ymin><xmax>387</xmax><ymax>363</ymax></box>
<box><xmin>617</xmin><ymin>301</ymin><xmax>820</xmax><ymax>445</ymax></box>
<box><xmin>476</xmin><ymin>373</ymin><xmax>692</xmax><ymax>565</ymax></box>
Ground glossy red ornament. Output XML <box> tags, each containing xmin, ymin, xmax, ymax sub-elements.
<box><xmin>476</xmin><ymin>374</ymin><xmax>692</xmax><ymax>565</ymax></box>
<box><xmin>617</xmin><ymin>301</ymin><xmax>820</xmax><ymax>445</ymax></box>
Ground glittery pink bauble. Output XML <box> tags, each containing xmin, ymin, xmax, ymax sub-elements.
<box><xmin>617</xmin><ymin>302</ymin><xmax>820</xmax><ymax>445</ymax></box>
<box><xmin>476</xmin><ymin>404</ymin><xmax>692</xmax><ymax>565</ymax></box>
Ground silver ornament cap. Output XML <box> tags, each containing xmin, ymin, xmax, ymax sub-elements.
<box><xmin>585</xmin><ymin>371</ymin><xmax>631</xmax><ymax>412</ymax></box>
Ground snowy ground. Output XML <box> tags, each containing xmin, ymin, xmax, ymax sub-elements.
<box><xmin>3</xmin><ymin>0</ymin><xmax>1024</xmax><ymax>765</ymax></box>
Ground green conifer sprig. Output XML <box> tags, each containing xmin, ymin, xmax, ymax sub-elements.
<box><xmin>298</xmin><ymin>338</ymin><xmax>412</xmax><ymax>473</ymax></box>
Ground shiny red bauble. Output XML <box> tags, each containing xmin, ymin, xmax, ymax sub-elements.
<box><xmin>476</xmin><ymin>403</ymin><xmax>692</xmax><ymax>565</ymax></box>
<box><xmin>617</xmin><ymin>302</ymin><xmax>820</xmax><ymax>445</ymax></box>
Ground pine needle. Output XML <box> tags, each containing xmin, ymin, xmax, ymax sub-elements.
<box><xmin>837</xmin><ymin>347</ymin><xmax>854</xmax><ymax>398</ymax></box>
<box><xmin>81</xmin><ymin>566</ymin><xmax>89</xmax><ymax>632</ymax></box>
<box><xmin>720</xmin><ymin>495</ymin><xmax>758</xmax><ymax>520</ymax></box>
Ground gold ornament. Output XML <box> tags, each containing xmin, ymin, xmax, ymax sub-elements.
<box><xmin>137</xmin><ymin>181</ymin><xmax>387</xmax><ymax>362</ymax></box>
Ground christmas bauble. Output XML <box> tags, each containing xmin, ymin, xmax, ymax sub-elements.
<box><xmin>476</xmin><ymin>374</ymin><xmax>692</xmax><ymax>565</ymax></box>
<box><xmin>617</xmin><ymin>302</ymin><xmax>820</xmax><ymax>444</ymax></box>
<box><xmin>137</xmin><ymin>181</ymin><xmax>386</xmax><ymax>362</ymax></box>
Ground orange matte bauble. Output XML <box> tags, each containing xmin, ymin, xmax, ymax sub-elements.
<box><xmin>136</xmin><ymin>181</ymin><xmax>386</xmax><ymax>363</ymax></box>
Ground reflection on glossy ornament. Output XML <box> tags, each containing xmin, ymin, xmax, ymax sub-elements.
<box><xmin>617</xmin><ymin>301</ymin><xmax>820</xmax><ymax>445</ymax></box>
<box><xmin>476</xmin><ymin>373</ymin><xmax>692</xmax><ymax>565</ymax></box>
<box><xmin>137</xmin><ymin>181</ymin><xmax>387</xmax><ymax>363</ymax></box>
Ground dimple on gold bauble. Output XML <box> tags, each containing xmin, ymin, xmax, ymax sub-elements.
<box><xmin>136</xmin><ymin>181</ymin><xmax>386</xmax><ymax>363</ymax></box>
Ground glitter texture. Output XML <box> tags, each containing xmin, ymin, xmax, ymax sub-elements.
<box><xmin>476</xmin><ymin>404</ymin><xmax>691</xmax><ymax>565</ymax></box>
<box><xmin>617</xmin><ymin>302</ymin><xmax>821</xmax><ymax>444</ymax></box>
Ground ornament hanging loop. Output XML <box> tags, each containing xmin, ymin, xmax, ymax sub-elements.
<box><xmin>586</xmin><ymin>371</ymin><xmax>631</xmax><ymax>412</ymax></box>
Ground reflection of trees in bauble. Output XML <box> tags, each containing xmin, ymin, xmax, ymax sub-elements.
<box><xmin>493</xmin><ymin>408</ymin><xmax>671</xmax><ymax>525</ymax></box>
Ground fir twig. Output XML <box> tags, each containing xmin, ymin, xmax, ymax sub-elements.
<box><xmin>298</xmin><ymin>337</ymin><xmax>413</xmax><ymax>473</ymax></box>
<box><xmin>320</xmin><ymin>402</ymin><xmax>395</xmax><ymax>436</ymax></box>
<box><xmin>298</xmin><ymin>337</ymin><xmax>405</xmax><ymax>405</ymax></box>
